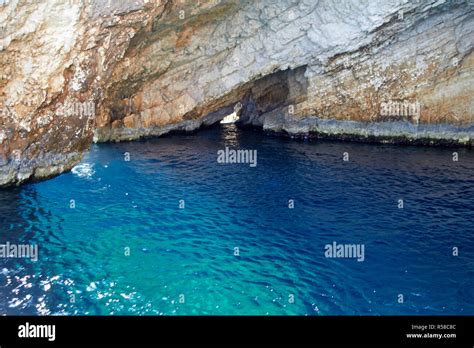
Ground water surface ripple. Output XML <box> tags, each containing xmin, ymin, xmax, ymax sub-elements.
<box><xmin>0</xmin><ymin>125</ymin><xmax>473</xmax><ymax>315</ymax></box>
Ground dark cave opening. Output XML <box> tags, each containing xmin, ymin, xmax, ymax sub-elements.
<box><xmin>198</xmin><ymin>65</ymin><xmax>309</xmax><ymax>129</ymax></box>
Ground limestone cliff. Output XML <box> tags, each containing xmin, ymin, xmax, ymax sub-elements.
<box><xmin>0</xmin><ymin>0</ymin><xmax>473</xmax><ymax>187</ymax></box>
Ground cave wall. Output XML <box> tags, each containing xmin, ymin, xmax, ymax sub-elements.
<box><xmin>0</xmin><ymin>0</ymin><xmax>473</xmax><ymax>186</ymax></box>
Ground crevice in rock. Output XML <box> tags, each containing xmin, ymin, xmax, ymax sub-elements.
<box><xmin>189</xmin><ymin>65</ymin><xmax>309</xmax><ymax>130</ymax></box>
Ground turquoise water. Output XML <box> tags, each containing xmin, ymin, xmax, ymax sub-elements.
<box><xmin>0</xmin><ymin>125</ymin><xmax>473</xmax><ymax>315</ymax></box>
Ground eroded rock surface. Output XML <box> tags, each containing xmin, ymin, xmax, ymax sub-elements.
<box><xmin>1</xmin><ymin>0</ymin><xmax>473</xmax><ymax>186</ymax></box>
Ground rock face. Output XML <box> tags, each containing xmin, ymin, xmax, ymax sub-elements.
<box><xmin>0</xmin><ymin>0</ymin><xmax>473</xmax><ymax>186</ymax></box>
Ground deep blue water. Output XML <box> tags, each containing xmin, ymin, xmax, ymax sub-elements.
<box><xmin>0</xmin><ymin>125</ymin><xmax>473</xmax><ymax>315</ymax></box>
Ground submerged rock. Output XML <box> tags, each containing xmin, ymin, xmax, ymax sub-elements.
<box><xmin>0</xmin><ymin>0</ymin><xmax>473</xmax><ymax>186</ymax></box>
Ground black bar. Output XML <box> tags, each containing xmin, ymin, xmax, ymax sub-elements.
<box><xmin>0</xmin><ymin>316</ymin><xmax>472</xmax><ymax>346</ymax></box>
